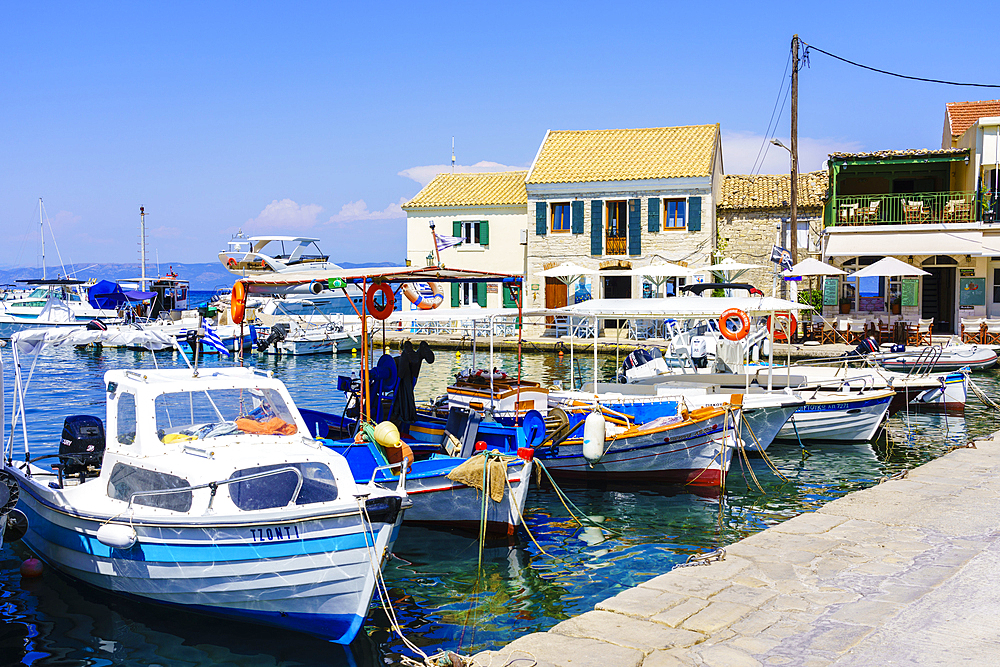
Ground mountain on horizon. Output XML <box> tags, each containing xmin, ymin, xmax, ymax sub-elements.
<box><xmin>0</xmin><ymin>260</ymin><xmax>402</xmax><ymax>290</ymax></box>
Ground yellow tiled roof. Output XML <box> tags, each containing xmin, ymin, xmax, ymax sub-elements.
<box><xmin>526</xmin><ymin>125</ymin><xmax>719</xmax><ymax>184</ymax></box>
<box><xmin>402</xmin><ymin>171</ymin><xmax>528</xmax><ymax>209</ymax></box>
<box><xmin>717</xmin><ymin>172</ymin><xmax>827</xmax><ymax>210</ymax></box>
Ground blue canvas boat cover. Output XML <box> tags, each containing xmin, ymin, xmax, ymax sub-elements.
<box><xmin>88</xmin><ymin>280</ymin><xmax>125</xmax><ymax>309</ymax></box>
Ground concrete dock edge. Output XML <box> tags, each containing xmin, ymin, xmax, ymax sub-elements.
<box><xmin>471</xmin><ymin>431</ymin><xmax>1000</xmax><ymax>666</ymax></box>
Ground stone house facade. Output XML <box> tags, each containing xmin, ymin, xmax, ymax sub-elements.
<box><xmin>716</xmin><ymin>172</ymin><xmax>828</xmax><ymax>294</ymax></box>
<box><xmin>524</xmin><ymin>125</ymin><xmax>723</xmax><ymax>318</ymax></box>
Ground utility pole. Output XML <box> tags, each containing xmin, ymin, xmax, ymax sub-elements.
<box><xmin>140</xmin><ymin>206</ymin><xmax>148</xmax><ymax>291</ymax></box>
<box><xmin>790</xmin><ymin>34</ymin><xmax>800</xmax><ymax>266</ymax></box>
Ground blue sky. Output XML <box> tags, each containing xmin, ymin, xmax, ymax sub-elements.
<box><xmin>1</xmin><ymin>1</ymin><xmax>993</xmax><ymax>269</ymax></box>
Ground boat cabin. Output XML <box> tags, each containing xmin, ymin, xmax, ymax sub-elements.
<box><xmin>220</xmin><ymin>235</ymin><xmax>338</xmax><ymax>274</ymax></box>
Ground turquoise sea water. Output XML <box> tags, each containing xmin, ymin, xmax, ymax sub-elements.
<box><xmin>1</xmin><ymin>343</ymin><xmax>997</xmax><ymax>666</ymax></box>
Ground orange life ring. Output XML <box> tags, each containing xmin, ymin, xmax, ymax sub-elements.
<box><xmin>365</xmin><ymin>283</ymin><xmax>394</xmax><ymax>320</ymax></box>
<box><xmin>401</xmin><ymin>282</ymin><xmax>444</xmax><ymax>310</ymax></box>
<box><xmin>720</xmin><ymin>308</ymin><xmax>751</xmax><ymax>341</ymax></box>
<box><xmin>766</xmin><ymin>312</ymin><xmax>798</xmax><ymax>342</ymax></box>
<box><xmin>227</xmin><ymin>257</ymin><xmax>237</xmax><ymax>269</ymax></box>
<box><xmin>231</xmin><ymin>280</ymin><xmax>247</xmax><ymax>324</ymax></box>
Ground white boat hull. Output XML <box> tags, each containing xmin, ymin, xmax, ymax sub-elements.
<box><xmin>11</xmin><ymin>465</ymin><xmax>403</xmax><ymax>642</ymax></box>
<box><xmin>777</xmin><ymin>390</ymin><xmax>894</xmax><ymax>442</ymax></box>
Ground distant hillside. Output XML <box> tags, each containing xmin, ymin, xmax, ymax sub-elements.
<box><xmin>0</xmin><ymin>260</ymin><xmax>402</xmax><ymax>290</ymax></box>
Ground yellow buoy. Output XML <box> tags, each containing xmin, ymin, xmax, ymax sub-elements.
<box><xmin>351</xmin><ymin>348</ymin><xmax>357</xmax><ymax>355</ymax></box>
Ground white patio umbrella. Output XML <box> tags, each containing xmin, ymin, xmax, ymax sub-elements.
<box><xmin>783</xmin><ymin>257</ymin><xmax>846</xmax><ymax>277</ymax></box>
<box><xmin>536</xmin><ymin>263</ymin><xmax>598</xmax><ymax>283</ymax></box>
<box><xmin>691</xmin><ymin>257</ymin><xmax>765</xmax><ymax>282</ymax></box>
<box><xmin>849</xmin><ymin>257</ymin><xmax>928</xmax><ymax>333</ymax></box>
<box><xmin>628</xmin><ymin>262</ymin><xmax>694</xmax><ymax>297</ymax></box>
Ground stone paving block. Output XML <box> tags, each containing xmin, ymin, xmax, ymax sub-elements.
<box><xmin>731</xmin><ymin>574</ymin><xmax>769</xmax><ymax>589</ymax></box>
<box><xmin>827</xmin><ymin>598</ymin><xmax>902</xmax><ymax>625</ymax></box>
<box><xmin>551</xmin><ymin>610</ymin><xmax>702</xmax><ymax>653</ymax></box>
<box><xmin>729</xmin><ymin>635</ymin><xmax>781</xmax><ymax>655</ymax></box>
<box><xmin>680</xmin><ymin>600</ymin><xmax>753</xmax><ymax>634</ymax></box>
<box><xmin>671</xmin><ymin>555</ymin><xmax>751</xmax><ymax>581</ymax></box>
<box><xmin>812</xmin><ymin>557</ymin><xmax>852</xmax><ymax>580</ymax></box>
<box><xmin>595</xmin><ymin>587</ymin><xmax>686</xmax><ymax>619</ymax></box>
<box><xmin>767</xmin><ymin>595</ymin><xmax>812</xmax><ymax>612</ymax></box>
<box><xmin>754</xmin><ymin>560</ymin><xmax>797</xmax><ymax>584</ymax></box>
<box><xmin>927</xmin><ymin>547</ymin><xmax>979</xmax><ymax>567</ymax></box>
<box><xmin>807</xmin><ymin>622</ymin><xmax>875</xmax><ymax>652</ymax></box>
<box><xmin>711</xmin><ymin>584</ymin><xmax>777</xmax><ymax>608</ymax></box>
<box><xmin>872</xmin><ymin>583</ymin><xmax>928</xmax><ymax>604</ymax></box>
<box><xmin>800</xmin><ymin>590</ymin><xmax>858</xmax><ymax>607</ymax></box>
<box><xmin>768</xmin><ymin>512</ymin><xmax>847</xmax><ymax>535</ymax></box>
<box><xmin>850</xmin><ymin>561</ymin><xmax>906</xmax><ymax>577</ymax></box>
<box><xmin>642</xmin><ymin>573</ymin><xmax>728</xmax><ymax>599</ymax></box>
<box><xmin>695</xmin><ymin>643</ymin><xmax>762</xmax><ymax>667</ymax></box>
<box><xmin>642</xmin><ymin>648</ymin><xmax>696</xmax><ymax>667</ymax></box>
<box><xmin>651</xmin><ymin>598</ymin><xmax>709</xmax><ymax>628</ymax></box>
<box><xmin>473</xmin><ymin>631</ymin><xmax>644</xmax><ymax>667</ymax></box>
<box><xmin>894</xmin><ymin>564</ymin><xmax>958</xmax><ymax>589</ymax></box>
<box><xmin>728</xmin><ymin>610</ymin><xmax>783</xmax><ymax>636</ymax></box>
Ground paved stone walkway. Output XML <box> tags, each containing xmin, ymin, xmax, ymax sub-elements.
<box><xmin>471</xmin><ymin>432</ymin><xmax>1000</xmax><ymax>666</ymax></box>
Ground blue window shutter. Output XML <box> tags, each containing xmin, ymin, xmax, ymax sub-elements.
<box><xmin>479</xmin><ymin>221</ymin><xmax>489</xmax><ymax>245</ymax></box>
<box><xmin>453</xmin><ymin>221</ymin><xmax>462</xmax><ymax>238</ymax></box>
<box><xmin>688</xmin><ymin>196</ymin><xmax>702</xmax><ymax>231</ymax></box>
<box><xmin>535</xmin><ymin>202</ymin><xmax>547</xmax><ymax>236</ymax></box>
<box><xmin>571</xmin><ymin>201</ymin><xmax>584</xmax><ymax>234</ymax></box>
<box><xmin>590</xmin><ymin>200</ymin><xmax>603</xmax><ymax>255</ymax></box>
<box><xmin>648</xmin><ymin>198</ymin><xmax>660</xmax><ymax>232</ymax></box>
<box><xmin>628</xmin><ymin>198</ymin><xmax>641</xmax><ymax>255</ymax></box>
<box><xmin>451</xmin><ymin>283</ymin><xmax>460</xmax><ymax>307</ymax></box>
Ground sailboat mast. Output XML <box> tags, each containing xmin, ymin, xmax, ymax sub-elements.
<box><xmin>140</xmin><ymin>206</ymin><xmax>147</xmax><ymax>291</ymax></box>
<box><xmin>39</xmin><ymin>197</ymin><xmax>45</xmax><ymax>280</ymax></box>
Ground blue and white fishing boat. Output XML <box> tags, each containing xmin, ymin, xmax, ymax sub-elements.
<box><xmin>3</xmin><ymin>327</ymin><xmax>408</xmax><ymax>643</ymax></box>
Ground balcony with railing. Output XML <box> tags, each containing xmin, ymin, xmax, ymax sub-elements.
<box><xmin>605</xmin><ymin>235</ymin><xmax>627</xmax><ymax>255</ymax></box>
<box><xmin>832</xmin><ymin>191</ymin><xmax>976</xmax><ymax>226</ymax></box>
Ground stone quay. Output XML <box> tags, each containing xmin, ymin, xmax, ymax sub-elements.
<box><xmin>472</xmin><ymin>431</ymin><xmax>1000</xmax><ymax>666</ymax></box>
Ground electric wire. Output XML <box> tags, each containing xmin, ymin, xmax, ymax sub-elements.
<box><xmin>802</xmin><ymin>41</ymin><xmax>1000</xmax><ymax>88</ymax></box>
<box><xmin>750</xmin><ymin>50</ymin><xmax>792</xmax><ymax>176</ymax></box>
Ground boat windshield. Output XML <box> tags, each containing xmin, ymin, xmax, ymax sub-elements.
<box><xmin>154</xmin><ymin>387</ymin><xmax>299</xmax><ymax>441</ymax></box>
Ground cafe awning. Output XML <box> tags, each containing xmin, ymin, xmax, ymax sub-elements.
<box><xmin>825</xmin><ymin>229</ymin><xmax>983</xmax><ymax>257</ymax></box>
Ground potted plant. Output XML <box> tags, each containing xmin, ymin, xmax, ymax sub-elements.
<box><xmin>890</xmin><ymin>296</ymin><xmax>901</xmax><ymax>315</ymax></box>
<box><xmin>839</xmin><ymin>296</ymin><xmax>853</xmax><ymax>315</ymax></box>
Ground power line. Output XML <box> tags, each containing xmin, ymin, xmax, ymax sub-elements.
<box><xmin>802</xmin><ymin>41</ymin><xmax>1000</xmax><ymax>88</ymax></box>
<box><xmin>751</xmin><ymin>50</ymin><xmax>792</xmax><ymax>175</ymax></box>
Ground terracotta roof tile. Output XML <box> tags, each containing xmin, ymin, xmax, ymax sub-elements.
<box><xmin>526</xmin><ymin>125</ymin><xmax>719</xmax><ymax>184</ymax></box>
<box><xmin>946</xmin><ymin>99</ymin><xmax>1000</xmax><ymax>138</ymax></box>
<box><xmin>717</xmin><ymin>172</ymin><xmax>827</xmax><ymax>211</ymax></box>
<box><xmin>403</xmin><ymin>171</ymin><xmax>527</xmax><ymax>209</ymax></box>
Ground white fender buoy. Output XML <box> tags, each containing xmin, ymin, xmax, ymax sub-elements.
<box><xmin>582</xmin><ymin>412</ymin><xmax>606</xmax><ymax>464</ymax></box>
<box><xmin>97</xmin><ymin>523</ymin><xmax>137</xmax><ymax>550</ymax></box>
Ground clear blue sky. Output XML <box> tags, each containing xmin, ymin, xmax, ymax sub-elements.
<box><xmin>1</xmin><ymin>1</ymin><xmax>993</xmax><ymax>269</ymax></box>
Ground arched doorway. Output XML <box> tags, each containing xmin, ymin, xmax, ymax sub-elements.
<box><xmin>921</xmin><ymin>255</ymin><xmax>957</xmax><ymax>334</ymax></box>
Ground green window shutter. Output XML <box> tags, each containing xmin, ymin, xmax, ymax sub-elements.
<box><xmin>571</xmin><ymin>201</ymin><xmax>584</xmax><ymax>234</ymax></box>
<box><xmin>476</xmin><ymin>282</ymin><xmax>487</xmax><ymax>307</ymax></box>
<box><xmin>453</xmin><ymin>221</ymin><xmax>462</xmax><ymax>238</ymax></box>
<box><xmin>451</xmin><ymin>283</ymin><xmax>460</xmax><ymax>307</ymax></box>
<box><xmin>590</xmin><ymin>200</ymin><xmax>603</xmax><ymax>255</ymax></box>
<box><xmin>535</xmin><ymin>202</ymin><xmax>547</xmax><ymax>236</ymax></box>
<box><xmin>479</xmin><ymin>221</ymin><xmax>489</xmax><ymax>245</ymax></box>
<box><xmin>688</xmin><ymin>197</ymin><xmax>702</xmax><ymax>231</ymax></box>
<box><xmin>628</xmin><ymin>198</ymin><xmax>641</xmax><ymax>255</ymax></box>
<box><xmin>648</xmin><ymin>198</ymin><xmax>660</xmax><ymax>232</ymax></box>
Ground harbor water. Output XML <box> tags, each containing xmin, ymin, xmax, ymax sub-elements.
<box><xmin>1</xmin><ymin>341</ymin><xmax>998</xmax><ymax>666</ymax></box>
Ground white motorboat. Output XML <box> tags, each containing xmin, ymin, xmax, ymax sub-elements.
<box><xmin>875</xmin><ymin>342</ymin><xmax>997</xmax><ymax>372</ymax></box>
<box><xmin>776</xmin><ymin>387</ymin><xmax>895</xmax><ymax>442</ymax></box>
<box><xmin>0</xmin><ymin>280</ymin><xmax>117</xmax><ymax>338</ymax></box>
<box><xmin>219</xmin><ymin>233</ymin><xmax>343</xmax><ymax>275</ymax></box>
<box><xmin>3</xmin><ymin>327</ymin><xmax>408</xmax><ymax>642</ymax></box>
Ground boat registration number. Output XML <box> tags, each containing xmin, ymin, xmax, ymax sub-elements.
<box><xmin>249</xmin><ymin>525</ymin><xmax>300</xmax><ymax>542</ymax></box>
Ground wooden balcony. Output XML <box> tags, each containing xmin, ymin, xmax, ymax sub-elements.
<box><xmin>832</xmin><ymin>191</ymin><xmax>976</xmax><ymax>226</ymax></box>
<box><xmin>605</xmin><ymin>236</ymin><xmax>627</xmax><ymax>255</ymax></box>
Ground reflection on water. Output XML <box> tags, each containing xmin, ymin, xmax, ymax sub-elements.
<box><xmin>3</xmin><ymin>344</ymin><xmax>1000</xmax><ymax>665</ymax></box>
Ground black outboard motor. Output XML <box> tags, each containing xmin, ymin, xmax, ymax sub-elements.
<box><xmin>60</xmin><ymin>415</ymin><xmax>106</xmax><ymax>477</ymax></box>
<box><xmin>845</xmin><ymin>337</ymin><xmax>878</xmax><ymax>358</ymax></box>
<box><xmin>257</xmin><ymin>322</ymin><xmax>289</xmax><ymax>352</ymax></box>
<box><xmin>618</xmin><ymin>348</ymin><xmax>655</xmax><ymax>382</ymax></box>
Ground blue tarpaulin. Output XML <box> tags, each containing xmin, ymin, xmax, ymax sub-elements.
<box><xmin>88</xmin><ymin>280</ymin><xmax>124</xmax><ymax>309</ymax></box>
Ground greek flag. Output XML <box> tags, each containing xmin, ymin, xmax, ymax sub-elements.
<box><xmin>435</xmin><ymin>234</ymin><xmax>464</xmax><ymax>252</ymax></box>
<box><xmin>202</xmin><ymin>322</ymin><xmax>231</xmax><ymax>356</ymax></box>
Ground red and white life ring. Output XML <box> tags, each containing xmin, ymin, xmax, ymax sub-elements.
<box><xmin>401</xmin><ymin>282</ymin><xmax>444</xmax><ymax>310</ymax></box>
<box><xmin>720</xmin><ymin>308</ymin><xmax>751</xmax><ymax>341</ymax></box>
<box><xmin>365</xmin><ymin>282</ymin><xmax>395</xmax><ymax>320</ymax></box>
<box><xmin>766</xmin><ymin>312</ymin><xmax>798</xmax><ymax>342</ymax></box>
<box><xmin>227</xmin><ymin>257</ymin><xmax>237</xmax><ymax>269</ymax></box>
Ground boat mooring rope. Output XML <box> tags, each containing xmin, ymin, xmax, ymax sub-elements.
<box><xmin>968</xmin><ymin>375</ymin><xmax>1000</xmax><ymax>411</ymax></box>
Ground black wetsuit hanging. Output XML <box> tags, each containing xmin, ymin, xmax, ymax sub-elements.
<box><xmin>389</xmin><ymin>341</ymin><xmax>434</xmax><ymax>427</ymax></box>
